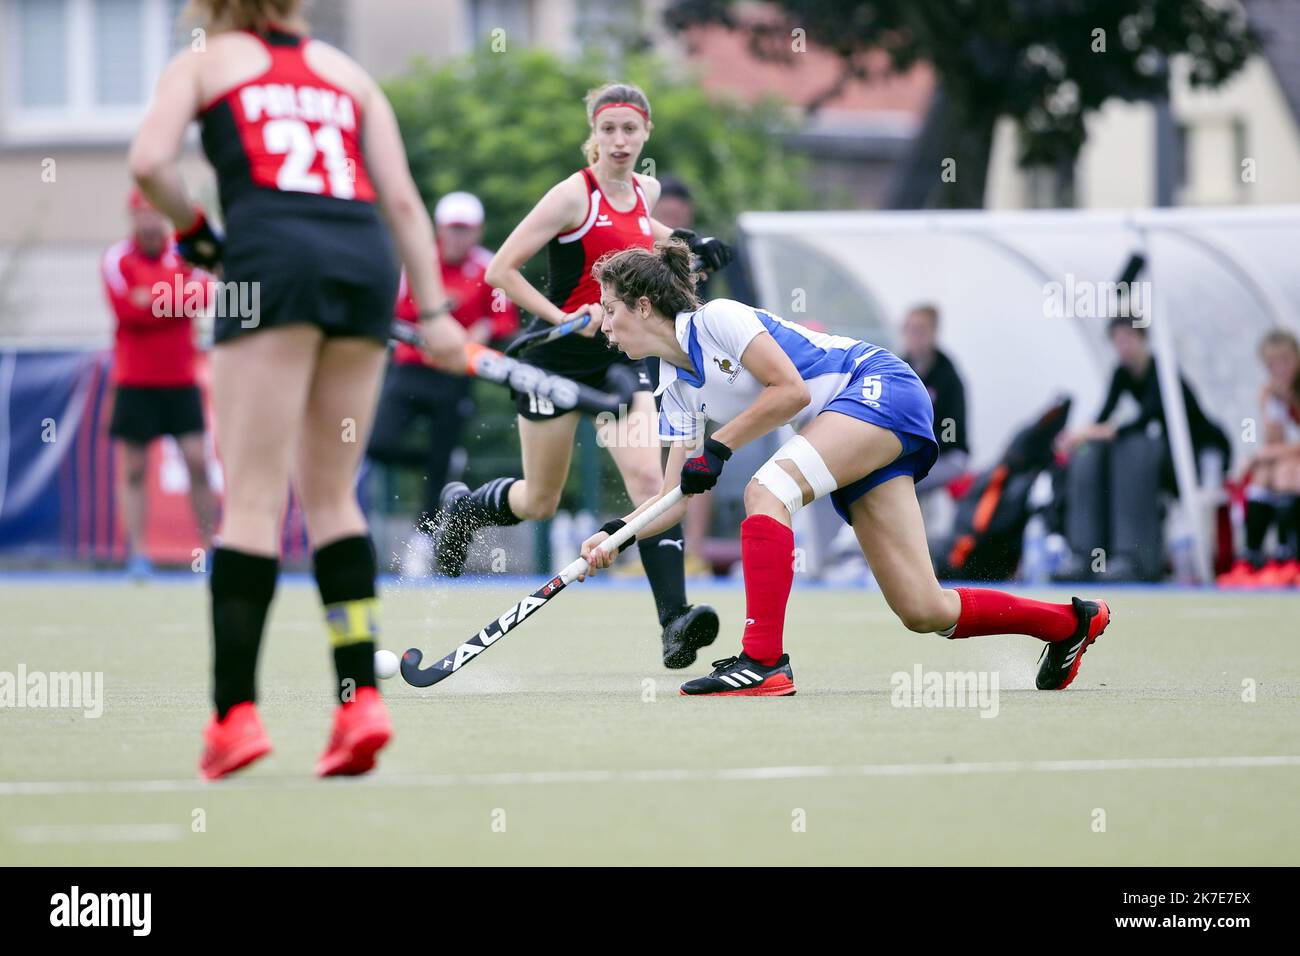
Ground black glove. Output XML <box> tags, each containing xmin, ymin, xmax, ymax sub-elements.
<box><xmin>670</xmin><ymin>228</ymin><xmax>733</xmax><ymax>273</ymax></box>
<box><xmin>175</xmin><ymin>212</ymin><xmax>224</xmax><ymax>269</ymax></box>
<box><xmin>599</xmin><ymin>518</ymin><xmax>636</xmax><ymax>553</ymax></box>
<box><xmin>680</xmin><ymin>437</ymin><xmax>732</xmax><ymax>495</ymax></box>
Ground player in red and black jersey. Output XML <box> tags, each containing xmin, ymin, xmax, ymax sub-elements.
<box><xmin>129</xmin><ymin>0</ymin><xmax>466</xmax><ymax>780</ymax></box>
<box><xmin>436</xmin><ymin>82</ymin><xmax>733</xmax><ymax>670</ymax></box>
<box><xmin>104</xmin><ymin>188</ymin><xmax>217</xmax><ymax>578</ymax></box>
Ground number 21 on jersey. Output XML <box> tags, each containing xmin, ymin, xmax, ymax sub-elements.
<box><xmin>263</xmin><ymin>119</ymin><xmax>355</xmax><ymax>198</ymax></box>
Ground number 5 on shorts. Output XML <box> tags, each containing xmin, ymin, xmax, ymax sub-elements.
<box><xmin>862</xmin><ymin>374</ymin><xmax>882</xmax><ymax>405</ymax></box>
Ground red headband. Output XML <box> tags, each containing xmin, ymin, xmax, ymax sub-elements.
<box><xmin>593</xmin><ymin>101</ymin><xmax>649</xmax><ymax>123</ymax></box>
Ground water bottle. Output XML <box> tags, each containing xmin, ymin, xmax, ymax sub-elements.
<box><xmin>1022</xmin><ymin>515</ymin><xmax>1048</xmax><ymax>586</ymax></box>
<box><xmin>1168</xmin><ymin>503</ymin><xmax>1197</xmax><ymax>585</ymax></box>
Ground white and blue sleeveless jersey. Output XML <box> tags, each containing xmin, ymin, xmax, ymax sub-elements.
<box><xmin>657</xmin><ymin>298</ymin><xmax>900</xmax><ymax>445</ymax></box>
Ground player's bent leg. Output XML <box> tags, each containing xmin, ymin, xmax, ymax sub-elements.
<box><xmin>852</xmin><ymin>477</ymin><xmax>1110</xmax><ymax>690</ymax></box>
<box><xmin>202</xmin><ymin>325</ymin><xmax>321</xmax><ymax>780</ymax></box>
<box><xmin>435</xmin><ymin>411</ymin><xmax>579</xmax><ymax>577</ymax></box>
<box><xmin>293</xmin><ymin>337</ymin><xmax>394</xmax><ymax>776</ymax></box>
<box><xmin>510</xmin><ymin>412</ymin><xmax>580</xmax><ymax>520</ymax></box>
<box><xmin>681</xmin><ymin>415</ymin><xmax>906</xmax><ymax>698</ymax></box>
<box><xmin>849</xmin><ymin>477</ymin><xmax>961</xmax><ymax>632</ymax></box>
<box><xmin>602</xmin><ymin>391</ymin><xmax>717</xmax><ymax>666</ymax></box>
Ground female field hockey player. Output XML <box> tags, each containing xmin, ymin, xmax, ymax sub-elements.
<box><xmin>436</xmin><ymin>83</ymin><xmax>732</xmax><ymax>669</ymax></box>
<box><xmin>130</xmin><ymin>0</ymin><xmax>467</xmax><ymax>777</ymax></box>
<box><xmin>579</xmin><ymin>241</ymin><xmax>1112</xmax><ymax>696</ymax></box>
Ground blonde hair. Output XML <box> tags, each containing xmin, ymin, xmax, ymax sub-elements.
<box><xmin>593</xmin><ymin>238</ymin><xmax>700</xmax><ymax>318</ymax></box>
<box><xmin>1259</xmin><ymin>328</ymin><xmax>1300</xmax><ymax>360</ymax></box>
<box><xmin>582</xmin><ymin>83</ymin><xmax>652</xmax><ymax>166</ymax></box>
<box><xmin>185</xmin><ymin>0</ymin><xmax>306</xmax><ymax>32</ymax></box>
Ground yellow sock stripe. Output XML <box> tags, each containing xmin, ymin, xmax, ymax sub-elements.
<box><xmin>323</xmin><ymin>598</ymin><xmax>379</xmax><ymax>648</ymax></box>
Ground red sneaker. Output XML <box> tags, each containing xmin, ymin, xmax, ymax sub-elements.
<box><xmin>1253</xmin><ymin>558</ymin><xmax>1300</xmax><ymax>588</ymax></box>
<box><xmin>199</xmin><ymin>702</ymin><xmax>272</xmax><ymax>781</ymax></box>
<box><xmin>1283</xmin><ymin>559</ymin><xmax>1300</xmax><ymax>587</ymax></box>
<box><xmin>316</xmin><ymin>686</ymin><xmax>392</xmax><ymax>777</ymax></box>
<box><xmin>1215</xmin><ymin>558</ymin><xmax>1258</xmax><ymax>589</ymax></box>
<box><xmin>1242</xmin><ymin>559</ymin><xmax>1280</xmax><ymax>589</ymax></box>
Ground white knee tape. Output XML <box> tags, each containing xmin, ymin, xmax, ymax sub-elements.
<box><xmin>753</xmin><ymin>435</ymin><xmax>838</xmax><ymax>516</ymax></box>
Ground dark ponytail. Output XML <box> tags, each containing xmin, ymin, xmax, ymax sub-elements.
<box><xmin>592</xmin><ymin>238</ymin><xmax>701</xmax><ymax>319</ymax></box>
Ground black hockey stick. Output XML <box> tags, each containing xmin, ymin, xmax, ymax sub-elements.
<box><xmin>400</xmin><ymin>488</ymin><xmax>685</xmax><ymax>687</ymax></box>
<box><xmin>388</xmin><ymin>321</ymin><xmax>635</xmax><ymax>417</ymax></box>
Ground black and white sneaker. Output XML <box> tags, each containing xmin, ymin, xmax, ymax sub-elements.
<box><xmin>661</xmin><ymin>604</ymin><xmax>720</xmax><ymax>669</ymax></box>
<box><xmin>679</xmin><ymin>652</ymin><xmax>796</xmax><ymax>697</ymax></box>
<box><xmin>433</xmin><ymin>482</ymin><xmax>473</xmax><ymax>578</ymax></box>
<box><xmin>1035</xmin><ymin>597</ymin><xmax>1111</xmax><ymax>690</ymax></box>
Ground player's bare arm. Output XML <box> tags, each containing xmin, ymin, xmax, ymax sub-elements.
<box><xmin>128</xmin><ymin>52</ymin><xmax>204</xmax><ymax>229</ymax></box>
<box><xmin>485</xmin><ymin>174</ymin><xmax>598</xmax><ymax>330</ymax></box>
<box><xmin>361</xmin><ymin>76</ymin><xmax>467</xmax><ymax>371</ymax></box>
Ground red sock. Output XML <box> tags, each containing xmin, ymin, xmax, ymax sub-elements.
<box><xmin>740</xmin><ymin>515</ymin><xmax>794</xmax><ymax>666</ymax></box>
<box><xmin>948</xmin><ymin>587</ymin><xmax>1077</xmax><ymax>642</ymax></box>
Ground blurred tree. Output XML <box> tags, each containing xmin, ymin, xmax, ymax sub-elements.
<box><xmin>664</xmin><ymin>0</ymin><xmax>1258</xmax><ymax>208</ymax></box>
<box><xmin>383</xmin><ymin>46</ymin><xmax>812</xmax><ymax>258</ymax></box>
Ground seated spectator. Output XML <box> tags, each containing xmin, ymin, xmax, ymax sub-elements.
<box><xmin>900</xmin><ymin>304</ymin><xmax>970</xmax><ymax>493</ymax></box>
<box><xmin>1057</xmin><ymin>318</ymin><xmax>1230</xmax><ymax>580</ymax></box>
<box><xmin>1219</xmin><ymin>330</ymin><xmax>1300</xmax><ymax>587</ymax></box>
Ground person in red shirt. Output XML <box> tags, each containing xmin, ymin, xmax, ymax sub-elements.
<box><xmin>104</xmin><ymin>188</ymin><xmax>216</xmax><ymax>576</ymax></box>
<box><xmin>368</xmin><ymin>191</ymin><xmax>518</xmax><ymax>572</ymax></box>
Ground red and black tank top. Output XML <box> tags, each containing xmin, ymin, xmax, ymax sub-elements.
<box><xmin>199</xmin><ymin>29</ymin><xmax>376</xmax><ymax>214</ymax></box>
<box><xmin>545</xmin><ymin>167</ymin><xmax>654</xmax><ymax>312</ymax></box>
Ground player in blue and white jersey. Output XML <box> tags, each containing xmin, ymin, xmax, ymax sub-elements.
<box><xmin>580</xmin><ymin>239</ymin><xmax>1111</xmax><ymax>697</ymax></box>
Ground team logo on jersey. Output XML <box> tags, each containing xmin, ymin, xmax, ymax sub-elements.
<box><xmin>713</xmin><ymin>357</ymin><xmax>743</xmax><ymax>384</ymax></box>
<box><xmin>638</xmin><ymin>216</ymin><xmax>651</xmax><ymax>235</ymax></box>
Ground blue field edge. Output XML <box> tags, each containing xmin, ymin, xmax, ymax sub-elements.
<box><xmin>0</xmin><ymin>568</ymin><xmax>1296</xmax><ymax>595</ymax></box>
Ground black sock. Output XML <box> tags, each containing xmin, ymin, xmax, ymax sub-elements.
<box><xmin>1243</xmin><ymin>498</ymin><xmax>1275</xmax><ymax>565</ymax></box>
<box><xmin>462</xmin><ymin>477</ymin><xmax>522</xmax><ymax>529</ymax></box>
<box><xmin>638</xmin><ymin>523</ymin><xmax>688</xmax><ymax>627</ymax></box>
<box><xmin>1276</xmin><ymin>496</ymin><xmax>1299</xmax><ymax>560</ymax></box>
<box><xmin>313</xmin><ymin>535</ymin><xmax>379</xmax><ymax>703</ymax></box>
<box><xmin>210</xmin><ymin>547</ymin><xmax>279</xmax><ymax>720</ymax></box>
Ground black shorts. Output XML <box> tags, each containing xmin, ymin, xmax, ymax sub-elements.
<box><xmin>109</xmin><ymin>385</ymin><xmax>205</xmax><ymax>444</ymax></box>
<box><xmin>367</xmin><ymin>362</ymin><xmax>473</xmax><ymax>463</ymax></box>
<box><xmin>513</xmin><ymin>355</ymin><xmax>653</xmax><ymax>420</ymax></box>
<box><xmin>214</xmin><ymin>193</ymin><xmax>399</xmax><ymax>345</ymax></box>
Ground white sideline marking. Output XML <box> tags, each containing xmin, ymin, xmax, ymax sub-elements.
<box><xmin>0</xmin><ymin>755</ymin><xmax>1297</xmax><ymax>797</ymax></box>
<box><xmin>12</xmin><ymin>823</ymin><xmax>184</xmax><ymax>843</ymax></box>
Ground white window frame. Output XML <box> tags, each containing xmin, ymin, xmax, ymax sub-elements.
<box><xmin>2</xmin><ymin>0</ymin><xmax>178</xmax><ymax>144</ymax></box>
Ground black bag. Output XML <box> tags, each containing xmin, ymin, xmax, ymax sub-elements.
<box><xmin>937</xmin><ymin>397</ymin><xmax>1072</xmax><ymax>581</ymax></box>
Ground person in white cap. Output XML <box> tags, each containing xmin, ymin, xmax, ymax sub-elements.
<box><xmin>368</xmin><ymin>190</ymin><xmax>519</xmax><ymax>574</ymax></box>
